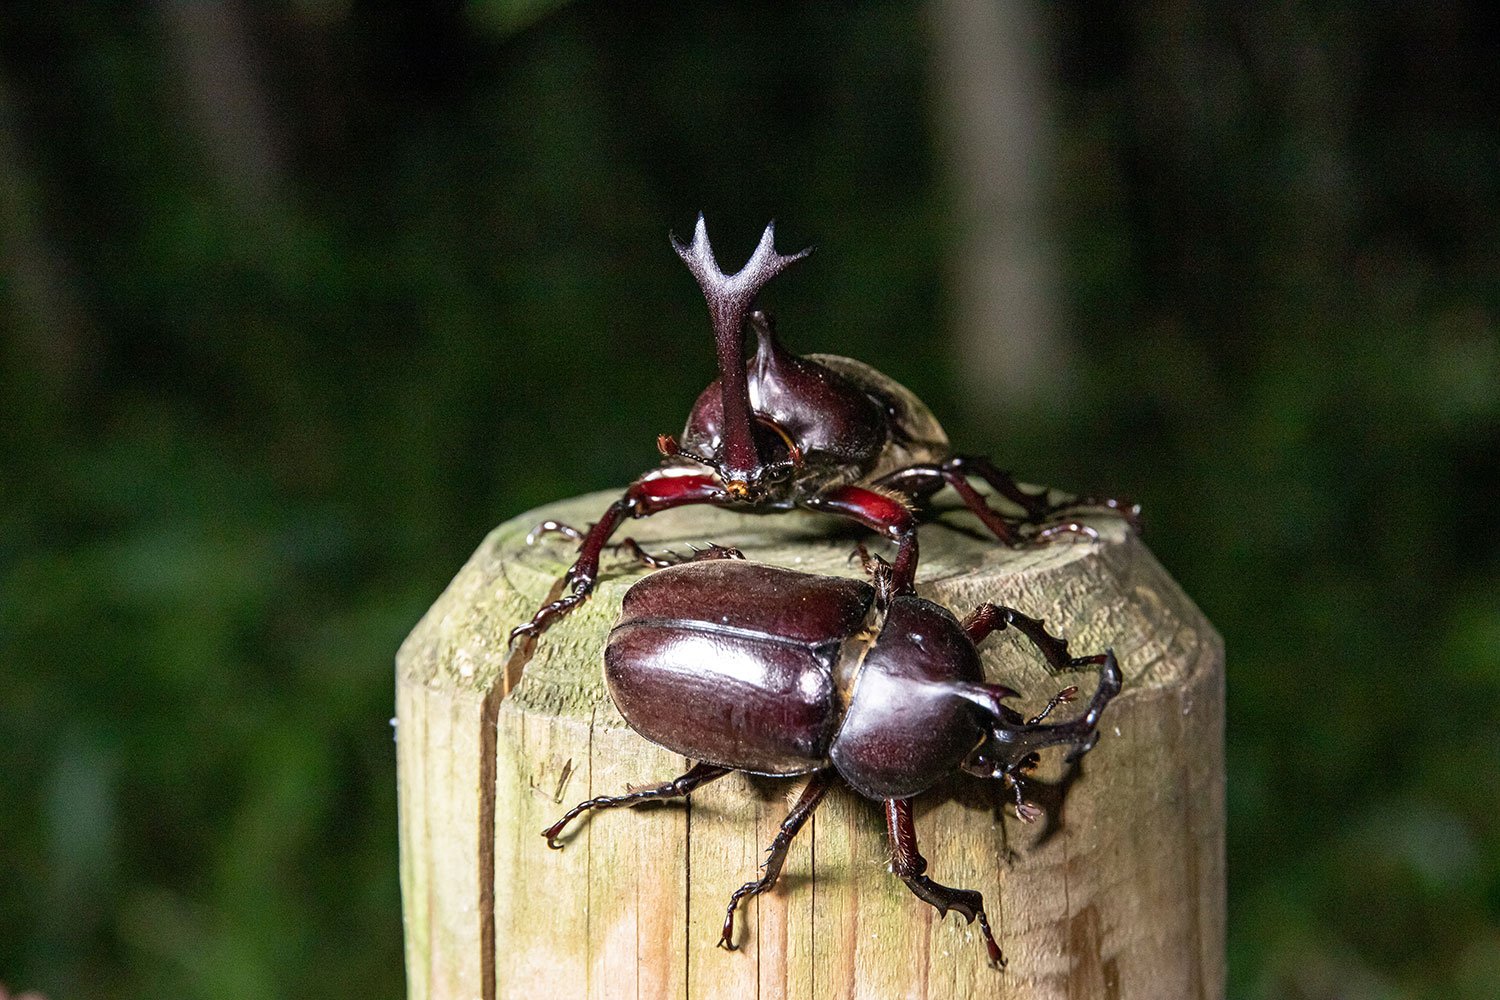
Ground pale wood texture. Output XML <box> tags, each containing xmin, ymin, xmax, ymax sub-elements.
<box><xmin>397</xmin><ymin>490</ymin><xmax>1225</xmax><ymax>1000</ymax></box>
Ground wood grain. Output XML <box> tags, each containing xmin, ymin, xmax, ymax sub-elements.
<box><xmin>397</xmin><ymin>490</ymin><xmax>1224</xmax><ymax>1000</ymax></box>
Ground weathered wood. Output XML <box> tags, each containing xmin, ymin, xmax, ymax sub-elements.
<box><xmin>397</xmin><ymin>490</ymin><xmax>1224</xmax><ymax>1000</ymax></box>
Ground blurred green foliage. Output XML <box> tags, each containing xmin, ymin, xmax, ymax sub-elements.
<box><xmin>1</xmin><ymin>3</ymin><xmax>1497</xmax><ymax>999</ymax></box>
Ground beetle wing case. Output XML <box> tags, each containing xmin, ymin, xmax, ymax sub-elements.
<box><xmin>829</xmin><ymin>596</ymin><xmax>989</xmax><ymax>800</ymax></box>
<box><xmin>605</xmin><ymin>561</ymin><xmax>874</xmax><ymax>776</ymax></box>
<box><xmin>805</xmin><ymin>353</ymin><xmax>951</xmax><ymax>474</ymax></box>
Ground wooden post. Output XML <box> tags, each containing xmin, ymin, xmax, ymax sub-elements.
<box><xmin>397</xmin><ymin>491</ymin><xmax>1224</xmax><ymax>1000</ymax></box>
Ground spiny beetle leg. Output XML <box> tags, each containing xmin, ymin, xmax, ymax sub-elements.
<box><xmin>618</xmin><ymin>538</ymin><xmax>680</xmax><ymax>569</ymax></box>
<box><xmin>960</xmin><ymin>603</ymin><xmax>1102</xmax><ymax>672</ymax></box>
<box><xmin>541</xmin><ymin>761</ymin><xmax>730</xmax><ymax>849</ymax></box>
<box><xmin>619</xmin><ymin>538</ymin><xmax>745</xmax><ymax>569</ymax></box>
<box><xmin>508</xmin><ymin>474</ymin><xmax>730</xmax><ymax>648</ymax></box>
<box><xmin>885</xmin><ymin>798</ymin><xmax>1005</xmax><ymax>970</ymax></box>
<box><xmin>718</xmin><ymin>771</ymin><xmax>834</xmax><ymax>951</ymax></box>
<box><xmin>802</xmin><ymin>485</ymin><xmax>920</xmax><ymax>595</ymax></box>
<box><xmin>1025</xmin><ymin>686</ymin><xmax>1079</xmax><ymax>725</ymax></box>
<box><xmin>525</xmin><ymin>519</ymin><xmax>584</xmax><ymax>545</ymax></box>
<box><xmin>947</xmin><ymin>454</ymin><xmax>1141</xmax><ymax>530</ymax></box>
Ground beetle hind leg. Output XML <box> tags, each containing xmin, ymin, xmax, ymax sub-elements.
<box><xmin>946</xmin><ymin>455</ymin><xmax>1141</xmax><ymax>533</ymax></box>
<box><xmin>885</xmin><ymin>798</ymin><xmax>1005</xmax><ymax>970</ymax></box>
<box><xmin>541</xmin><ymin>761</ymin><xmax>730</xmax><ymax>849</ymax></box>
<box><xmin>718</xmin><ymin>770</ymin><xmax>835</xmax><ymax>951</ymax></box>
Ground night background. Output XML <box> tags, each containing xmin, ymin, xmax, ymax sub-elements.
<box><xmin>2</xmin><ymin>3</ymin><xmax>1498</xmax><ymax>998</ymax></box>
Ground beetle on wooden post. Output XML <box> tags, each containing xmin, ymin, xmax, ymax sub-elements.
<box><xmin>397</xmin><ymin>498</ymin><xmax>1225</xmax><ymax>999</ymax></box>
<box><xmin>507</xmin><ymin>218</ymin><xmax>1138</xmax><ymax>649</ymax></box>
<box><xmin>540</xmin><ymin>547</ymin><xmax>1122</xmax><ymax>969</ymax></box>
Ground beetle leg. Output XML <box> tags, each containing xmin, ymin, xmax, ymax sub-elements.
<box><xmin>531</xmin><ymin>522</ymin><xmax>683</xmax><ymax>568</ymax></box>
<box><xmin>687</xmin><ymin>542</ymin><xmax>746</xmax><ymax>562</ymax></box>
<box><xmin>618</xmin><ymin>538</ymin><xmax>746</xmax><ymax>569</ymax></box>
<box><xmin>868</xmin><ymin>464</ymin><xmax>946</xmax><ymax>505</ymax></box>
<box><xmin>508</xmin><ymin>474</ymin><xmax>730</xmax><ymax>647</ymax></box>
<box><xmin>617</xmin><ymin>537</ymin><xmax>682</xmax><ymax>569</ymax></box>
<box><xmin>541</xmin><ymin>761</ymin><xmax>731</xmax><ymax>849</ymax></box>
<box><xmin>942</xmin><ymin>461</ymin><xmax>1096</xmax><ymax>545</ymax></box>
<box><xmin>960</xmin><ymin>604</ymin><xmax>1102</xmax><ymax>672</ymax></box>
<box><xmin>718</xmin><ymin>770</ymin><xmax>835</xmax><ymax>951</ymax></box>
<box><xmin>874</xmin><ymin>458</ymin><xmax>1139</xmax><ymax>545</ymax></box>
<box><xmin>869</xmin><ymin>463</ymin><xmax>1039</xmax><ymax>545</ymax></box>
<box><xmin>945</xmin><ymin>455</ymin><xmax>1142</xmax><ymax>531</ymax></box>
<box><xmin>802</xmin><ymin>485</ymin><xmax>920</xmax><ymax>596</ymax></box>
<box><xmin>525</xmin><ymin>519</ymin><xmax>584</xmax><ymax>545</ymax></box>
<box><xmin>1025</xmin><ymin>685</ymin><xmax>1078</xmax><ymax>725</ymax></box>
<box><xmin>884</xmin><ymin>798</ymin><xmax>1005</xmax><ymax>970</ymax></box>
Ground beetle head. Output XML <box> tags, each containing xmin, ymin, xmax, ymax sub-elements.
<box><xmin>955</xmin><ymin>651</ymin><xmax>1122</xmax><ymax>819</ymax></box>
<box><xmin>671</xmin><ymin>216</ymin><xmax>810</xmax><ymax>492</ymax></box>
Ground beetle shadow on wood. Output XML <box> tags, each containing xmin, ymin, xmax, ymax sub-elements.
<box><xmin>916</xmin><ymin>755</ymin><xmax>1089</xmax><ymax>857</ymax></box>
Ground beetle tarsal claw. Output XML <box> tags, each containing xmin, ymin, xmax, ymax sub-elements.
<box><xmin>526</xmin><ymin>519</ymin><xmax>584</xmax><ymax>546</ymax></box>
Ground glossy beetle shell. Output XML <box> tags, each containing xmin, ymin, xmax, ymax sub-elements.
<box><xmin>805</xmin><ymin>353</ymin><xmax>950</xmax><ymax>481</ymax></box>
<box><xmin>605</xmin><ymin>560</ymin><xmax>991</xmax><ymax>798</ymax></box>
<box><xmin>679</xmin><ymin>319</ymin><xmax>950</xmax><ymax>482</ymax></box>
<box><xmin>605</xmin><ymin>561</ymin><xmax>873</xmax><ymax>775</ymax></box>
<box><xmin>830</xmin><ymin>596</ymin><xmax>988</xmax><ymax>799</ymax></box>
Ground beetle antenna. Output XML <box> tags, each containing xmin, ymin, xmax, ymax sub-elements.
<box><xmin>671</xmin><ymin>215</ymin><xmax>811</xmax><ymax>487</ymax></box>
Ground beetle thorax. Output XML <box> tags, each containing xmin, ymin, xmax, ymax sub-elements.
<box><xmin>828</xmin><ymin>597</ymin><xmax>989</xmax><ymax>800</ymax></box>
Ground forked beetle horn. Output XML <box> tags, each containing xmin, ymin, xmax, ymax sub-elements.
<box><xmin>670</xmin><ymin>215</ymin><xmax>811</xmax><ymax>484</ymax></box>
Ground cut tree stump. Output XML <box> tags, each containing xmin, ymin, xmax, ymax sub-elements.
<box><xmin>397</xmin><ymin>490</ymin><xmax>1224</xmax><ymax>1000</ymax></box>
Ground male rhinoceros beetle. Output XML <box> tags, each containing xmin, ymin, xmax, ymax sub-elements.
<box><xmin>542</xmin><ymin>548</ymin><xmax>1122</xmax><ymax>969</ymax></box>
<box><xmin>508</xmin><ymin>217</ymin><xmax>1137</xmax><ymax>646</ymax></box>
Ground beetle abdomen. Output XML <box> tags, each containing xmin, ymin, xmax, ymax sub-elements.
<box><xmin>606</xmin><ymin>561</ymin><xmax>876</xmax><ymax>776</ymax></box>
<box><xmin>618</xmin><ymin>560</ymin><xmax>873</xmax><ymax>643</ymax></box>
<box><xmin>606</xmin><ymin>623</ymin><xmax>839</xmax><ymax>775</ymax></box>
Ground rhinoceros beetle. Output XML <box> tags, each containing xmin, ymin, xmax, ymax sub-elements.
<box><xmin>508</xmin><ymin>217</ymin><xmax>1137</xmax><ymax>646</ymax></box>
<box><xmin>542</xmin><ymin>547</ymin><xmax>1122</xmax><ymax>969</ymax></box>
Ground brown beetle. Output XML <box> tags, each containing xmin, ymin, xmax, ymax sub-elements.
<box><xmin>509</xmin><ymin>218</ymin><xmax>1137</xmax><ymax>647</ymax></box>
<box><xmin>543</xmin><ymin>550</ymin><xmax>1122</xmax><ymax>969</ymax></box>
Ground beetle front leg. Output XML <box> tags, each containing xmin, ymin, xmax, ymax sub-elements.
<box><xmin>718</xmin><ymin>770</ymin><xmax>834</xmax><ymax>951</ymax></box>
<box><xmin>885</xmin><ymin>798</ymin><xmax>1005</xmax><ymax>970</ymax></box>
<box><xmin>802</xmin><ymin>485</ymin><xmax>920</xmax><ymax>596</ymax></box>
<box><xmin>542</xmin><ymin>761</ymin><xmax>731</xmax><ymax>849</ymax></box>
<box><xmin>508</xmin><ymin>473</ymin><xmax>730</xmax><ymax>647</ymax></box>
<box><xmin>960</xmin><ymin>604</ymin><xmax>1106</xmax><ymax>672</ymax></box>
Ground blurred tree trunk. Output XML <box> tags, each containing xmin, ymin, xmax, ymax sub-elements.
<box><xmin>158</xmin><ymin>0</ymin><xmax>284</xmax><ymax>209</ymax></box>
<box><xmin>927</xmin><ymin>0</ymin><xmax>1064</xmax><ymax>416</ymax></box>
<box><xmin>0</xmin><ymin>70</ymin><xmax>91</xmax><ymax>416</ymax></box>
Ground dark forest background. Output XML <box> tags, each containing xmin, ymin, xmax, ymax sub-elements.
<box><xmin>2</xmin><ymin>3</ymin><xmax>1498</xmax><ymax>998</ymax></box>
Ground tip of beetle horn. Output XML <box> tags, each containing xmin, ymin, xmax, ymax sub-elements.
<box><xmin>760</xmin><ymin>218</ymin><xmax>813</xmax><ymax>264</ymax></box>
<box><xmin>668</xmin><ymin>212</ymin><xmax>709</xmax><ymax>256</ymax></box>
<box><xmin>1098</xmin><ymin>649</ymin><xmax>1123</xmax><ymax>697</ymax></box>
